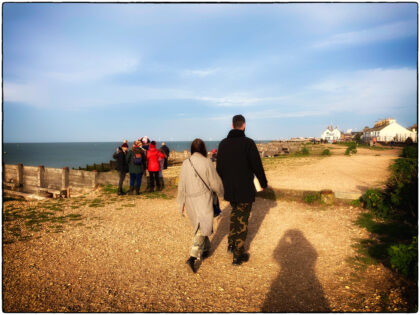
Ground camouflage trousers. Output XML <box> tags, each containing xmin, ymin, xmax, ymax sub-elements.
<box><xmin>228</xmin><ymin>202</ymin><xmax>253</xmax><ymax>257</ymax></box>
<box><xmin>190</xmin><ymin>228</ymin><xmax>210</xmax><ymax>259</ymax></box>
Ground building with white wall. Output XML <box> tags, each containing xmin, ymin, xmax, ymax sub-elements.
<box><xmin>363</xmin><ymin>119</ymin><xmax>417</xmax><ymax>143</ymax></box>
<box><xmin>321</xmin><ymin>125</ymin><xmax>341</xmax><ymax>143</ymax></box>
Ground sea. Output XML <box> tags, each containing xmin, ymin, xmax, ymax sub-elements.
<box><xmin>2</xmin><ymin>140</ymin><xmax>272</xmax><ymax>169</ymax></box>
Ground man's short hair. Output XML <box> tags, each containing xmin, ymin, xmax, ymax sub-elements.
<box><xmin>232</xmin><ymin>115</ymin><xmax>246</xmax><ymax>129</ymax></box>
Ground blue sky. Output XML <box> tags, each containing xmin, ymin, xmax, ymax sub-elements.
<box><xmin>3</xmin><ymin>3</ymin><xmax>418</xmax><ymax>142</ymax></box>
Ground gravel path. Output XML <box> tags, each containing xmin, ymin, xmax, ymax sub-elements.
<box><xmin>3</xmin><ymin>148</ymin><xmax>412</xmax><ymax>312</ymax></box>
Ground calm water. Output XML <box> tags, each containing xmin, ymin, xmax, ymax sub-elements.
<box><xmin>3</xmin><ymin>140</ymin><xmax>271</xmax><ymax>169</ymax></box>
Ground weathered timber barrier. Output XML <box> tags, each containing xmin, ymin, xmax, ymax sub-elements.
<box><xmin>169</xmin><ymin>142</ymin><xmax>305</xmax><ymax>161</ymax></box>
<box><xmin>3</xmin><ymin>163</ymin><xmax>177</xmax><ymax>199</ymax></box>
<box><xmin>256</xmin><ymin>141</ymin><xmax>304</xmax><ymax>157</ymax></box>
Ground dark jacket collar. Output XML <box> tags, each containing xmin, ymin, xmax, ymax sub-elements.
<box><xmin>227</xmin><ymin>129</ymin><xmax>245</xmax><ymax>138</ymax></box>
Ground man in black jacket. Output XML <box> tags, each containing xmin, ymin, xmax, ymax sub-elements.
<box><xmin>113</xmin><ymin>142</ymin><xmax>129</xmax><ymax>195</ymax></box>
<box><xmin>216</xmin><ymin>115</ymin><xmax>268</xmax><ymax>265</ymax></box>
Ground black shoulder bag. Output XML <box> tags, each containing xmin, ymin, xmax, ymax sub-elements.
<box><xmin>188</xmin><ymin>158</ymin><xmax>221</xmax><ymax>217</ymax></box>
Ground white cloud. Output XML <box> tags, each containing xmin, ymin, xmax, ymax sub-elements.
<box><xmin>45</xmin><ymin>54</ymin><xmax>140</xmax><ymax>83</ymax></box>
<box><xmin>209</xmin><ymin>110</ymin><xmax>323</xmax><ymax>121</ymax></box>
<box><xmin>182</xmin><ymin>68</ymin><xmax>221</xmax><ymax>77</ymax></box>
<box><xmin>4</xmin><ymin>61</ymin><xmax>416</xmax><ymax>122</ymax></box>
<box><xmin>3</xmin><ymin>82</ymin><xmax>50</xmax><ymax>107</ymax></box>
<box><xmin>307</xmin><ymin>68</ymin><xmax>417</xmax><ymax>114</ymax></box>
<box><xmin>197</xmin><ymin>95</ymin><xmax>289</xmax><ymax>107</ymax></box>
<box><xmin>313</xmin><ymin>20</ymin><xmax>417</xmax><ymax>49</ymax></box>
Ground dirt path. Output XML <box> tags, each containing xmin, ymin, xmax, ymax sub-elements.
<box><xmin>265</xmin><ymin>147</ymin><xmax>401</xmax><ymax>194</ymax></box>
<box><xmin>2</xmin><ymin>149</ymin><xmax>412</xmax><ymax>312</ymax></box>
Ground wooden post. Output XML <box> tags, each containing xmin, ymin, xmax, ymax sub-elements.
<box><xmin>16</xmin><ymin>164</ymin><xmax>23</xmax><ymax>189</ymax></box>
<box><xmin>62</xmin><ymin>167</ymin><xmax>69</xmax><ymax>197</ymax></box>
<box><xmin>38</xmin><ymin>166</ymin><xmax>45</xmax><ymax>188</ymax></box>
<box><xmin>91</xmin><ymin>170</ymin><xmax>98</xmax><ymax>189</ymax></box>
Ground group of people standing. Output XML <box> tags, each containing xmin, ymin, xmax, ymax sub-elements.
<box><xmin>113</xmin><ymin>136</ymin><xmax>170</xmax><ymax>195</ymax></box>
<box><xmin>177</xmin><ymin>114</ymin><xmax>268</xmax><ymax>272</ymax></box>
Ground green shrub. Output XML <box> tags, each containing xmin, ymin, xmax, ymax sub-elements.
<box><xmin>387</xmin><ymin>157</ymin><xmax>418</xmax><ymax>220</ymax></box>
<box><xmin>388</xmin><ymin>236</ymin><xmax>418</xmax><ymax>279</ymax></box>
<box><xmin>357</xmin><ymin>152</ymin><xmax>418</xmax><ymax>280</ymax></box>
<box><xmin>402</xmin><ymin>145</ymin><xmax>418</xmax><ymax>159</ymax></box>
<box><xmin>404</xmin><ymin>137</ymin><xmax>414</xmax><ymax>145</ymax></box>
<box><xmin>345</xmin><ymin>142</ymin><xmax>357</xmax><ymax>155</ymax></box>
<box><xmin>321</xmin><ymin>149</ymin><xmax>331</xmax><ymax>156</ymax></box>
<box><xmin>354</xmin><ymin>133</ymin><xmax>362</xmax><ymax>143</ymax></box>
<box><xmin>304</xmin><ymin>192</ymin><xmax>320</xmax><ymax>203</ymax></box>
<box><xmin>361</xmin><ymin>188</ymin><xmax>392</xmax><ymax>219</ymax></box>
<box><xmin>294</xmin><ymin>146</ymin><xmax>310</xmax><ymax>156</ymax></box>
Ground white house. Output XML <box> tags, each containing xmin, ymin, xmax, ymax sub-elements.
<box><xmin>321</xmin><ymin>125</ymin><xmax>341</xmax><ymax>143</ymax></box>
<box><xmin>363</xmin><ymin>119</ymin><xmax>417</xmax><ymax>143</ymax></box>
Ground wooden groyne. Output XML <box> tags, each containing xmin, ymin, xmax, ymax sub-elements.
<box><xmin>256</xmin><ymin>141</ymin><xmax>304</xmax><ymax>157</ymax></box>
<box><xmin>2</xmin><ymin>163</ymin><xmax>177</xmax><ymax>200</ymax></box>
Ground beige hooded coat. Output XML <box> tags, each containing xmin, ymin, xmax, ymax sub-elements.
<box><xmin>177</xmin><ymin>152</ymin><xmax>224</xmax><ymax>236</ymax></box>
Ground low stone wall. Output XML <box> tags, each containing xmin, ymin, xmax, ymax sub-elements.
<box><xmin>3</xmin><ymin>164</ymin><xmax>177</xmax><ymax>197</ymax></box>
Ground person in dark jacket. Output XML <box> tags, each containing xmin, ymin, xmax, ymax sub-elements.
<box><xmin>126</xmin><ymin>141</ymin><xmax>147</xmax><ymax>195</ymax></box>
<box><xmin>216</xmin><ymin>114</ymin><xmax>268</xmax><ymax>265</ymax></box>
<box><xmin>160</xmin><ymin>142</ymin><xmax>170</xmax><ymax>170</ymax></box>
<box><xmin>113</xmin><ymin>142</ymin><xmax>129</xmax><ymax>195</ymax></box>
<box><xmin>141</xmin><ymin>136</ymin><xmax>151</xmax><ymax>190</ymax></box>
<box><xmin>146</xmin><ymin>141</ymin><xmax>165</xmax><ymax>192</ymax></box>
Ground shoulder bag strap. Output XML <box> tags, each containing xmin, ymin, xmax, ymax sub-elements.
<box><xmin>188</xmin><ymin>158</ymin><xmax>211</xmax><ymax>192</ymax></box>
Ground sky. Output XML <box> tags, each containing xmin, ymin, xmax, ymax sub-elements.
<box><xmin>3</xmin><ymin>3</ymin><xmax>418</xmax><ymax>142</ymax></box>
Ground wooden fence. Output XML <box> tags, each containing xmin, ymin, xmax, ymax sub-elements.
<box><xmin>3</xmin><ymin>163</ymin><xmax>176</xmax><ymax>199</ymax></box>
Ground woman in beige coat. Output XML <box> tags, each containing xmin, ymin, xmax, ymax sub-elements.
<box><xmin>177</xmin><ymin>138</ymin><xmax>224</xmax><ymax>273</ymax></box>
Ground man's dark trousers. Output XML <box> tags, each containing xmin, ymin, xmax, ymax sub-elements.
<box><xmin>229</xmin><ymin>202</ymin><xmax>253</xmax><ymax>257</ymax></box>
<box><xmin>118</xmin><ymin>171</ymin><xmax>126</xmax><ymax>193</ymax></box>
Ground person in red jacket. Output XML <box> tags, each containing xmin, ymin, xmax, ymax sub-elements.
<box><xmin>146</xmin><ymin>141</ymin><xmax>165</xmax><ymax>192</ymax></box>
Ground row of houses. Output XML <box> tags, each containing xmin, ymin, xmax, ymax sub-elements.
<box><xmin>320</xmin><ymin>119</ymin><xmax>417</xmax><ymax>143</ymax></box>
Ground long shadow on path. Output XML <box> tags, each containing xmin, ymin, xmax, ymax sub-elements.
<box><xmin>262</xmin><ymin>229</ymin><xmax>331</xmax><ymax>312</ymax></box>
<box><xmin>210</xmin><ymin>190</ymin><xmax>277</xmax><ymax>255</ymax></box>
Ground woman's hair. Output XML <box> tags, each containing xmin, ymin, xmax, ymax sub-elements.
<box><xmin>190</xmin><ymin>138</ymin><xmax>207</xmax><ymax>157</ymax></box>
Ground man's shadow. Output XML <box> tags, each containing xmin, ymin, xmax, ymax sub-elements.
<box><xmin>210</xmin><ymin>188</ymin><xmax>277</xmax><ymax>255</ymax></box>
<box><xmin>262</xmin><ymin>229</ymin><xmax>331</xmax><ymax>312</ymax></box>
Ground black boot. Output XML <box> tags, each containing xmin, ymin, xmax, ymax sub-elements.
<box><xmin>232</xmin><ymin>253</ymin><xmax>250</xmax><ymax>266</ymax></box>
<box><xmin>159</xmin><ymin>177</ymin><xmax>164</xmax><ymax>190</ymax></box>
<box><xmin>186</xmin><ymin>256</ymin><xmax>197</xmax><ymax>273</ymax></box>
<box><xmin>128</xmin><ymin>186</ymin><xmax>134</xmax><ymax>195</ymax></box>
<box><xmin>135</xmin><ymin>186</ymin><xmax>140</xmax><ymax>195</ymax></box>
<box><xmin>118</xmin><ymin>187</ymin><xmax>125</xmax><ymax>195</ymax></box>
<box><xmin>227</xmin><ymin>244</ymin><xmax>235</xmax><ymax>253</ymax></box>
<box><xmin>201</xmin><ymin>251</ymin><xmax>210</xmax><ymax>259</ymax></box>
